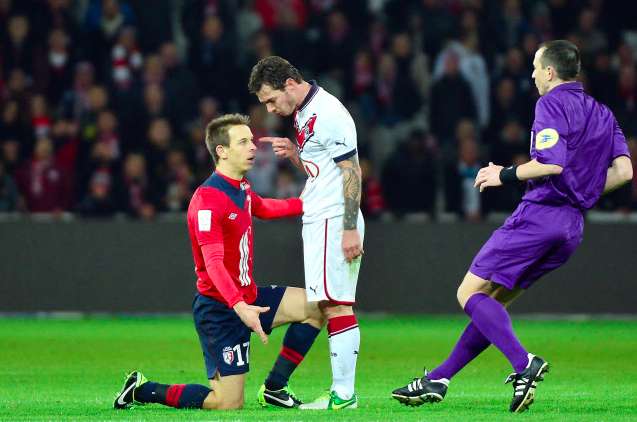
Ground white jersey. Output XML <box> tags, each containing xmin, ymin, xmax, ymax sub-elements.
<box><xmin>294</xmin><ymin>82</ymin><xmax>358</xmax><ymax>223</ymax></box>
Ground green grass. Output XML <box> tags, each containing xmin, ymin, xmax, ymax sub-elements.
<box><xmin>1</xmin><ymin>316</ymin><xmax>636</xmax><ymax>421</ymax></box>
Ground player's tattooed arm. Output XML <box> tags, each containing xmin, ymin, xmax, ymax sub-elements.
<box><xmin>337</xmin><ymin>155</ymin><xmax>362</xmax><ymax>230</ymax></box>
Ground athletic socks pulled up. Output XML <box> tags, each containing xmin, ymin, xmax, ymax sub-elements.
<box><xmin>265</xmin><ymin>322</ymin><xmax>320</xmax><ymax>391</ymax></box>
<box><xmin>327</xmin><ymin>315</ymin><xmax>360</xmax><ymax>400</ymax></box>
<box><xmin>428</xmin><ymin>322</ymin><xmax>491</xmax><ymax>381</ymax></box>
<box><xmin>464</xmin><ymin>293</ymin><xmax>528</xmax><ymax>373</ymax></box>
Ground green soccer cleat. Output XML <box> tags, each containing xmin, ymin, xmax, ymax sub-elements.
<box><xmin>257</xmin><ymin>384</ymin><xmax>302</xmax><ymax>408</ymax></box>
<box><xmin>113</xmin><ymin>370</ymin><xmax>148</xmax><ymax>409</ymax></box>
<box><xmin>299</xmin><ymin>390</ymin><xmax>358</xmax><ymax>410</ymax></box>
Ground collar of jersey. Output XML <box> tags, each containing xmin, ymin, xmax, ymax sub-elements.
<box><xmin>548</xmin><ymin>81</ymin><xmax>583</xmax><ymax>95</ymax></box>
<box><xmin>297</xmin><ymin>80</ymin><xmax>319</xmax><ymax>112</ymax></box>
<box><xmin>214</xmin><ymin>170</ymin><xmax>244</xmax><ymax>189</ymax></box>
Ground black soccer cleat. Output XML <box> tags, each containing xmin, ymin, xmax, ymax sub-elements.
<box><xmin>505</xmin><ymin>354</ymin><xmax>550</xmax><ymax>413</ymax></box>
<box><xmin>113</xmin><ymin>370</ymin><xmax>148</xmax><ymax>409</ymax></box>
<box><xmin>391</xmin><ymin>369</ymin><xmax>449</xmax><ymax>407</ymax></box>
<box><xmin>257</xmin><ymin>384</ymin><xmax>302</xmax><ymax>408</ymax></box>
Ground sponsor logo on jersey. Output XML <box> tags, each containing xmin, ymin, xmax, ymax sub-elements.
<box><xmin>222</xmin><ymin>346</ymin><xmax>234</xmax><ymax>365</ymax></box>
<box><xmin>535</xmin><ymin>128</ymin><xmax>559</xmax><ymax>150</ymax></box>
<box><xmin>295</xmin><ymin>113</ymin><xmax>317</xmax><ymax>150</ymax></box>
<box><xmin>228</xmin><ymin>213</ymin><xmax>237</xmax><ymax>220</ymax></box>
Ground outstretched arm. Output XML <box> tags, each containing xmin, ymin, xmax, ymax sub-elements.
<box><xmin>251</xmin><ymin>193</ymin><xmax>303</xmax><ymax>219</ymax></box>
<box><xmin>336</xmin><ymin>154</ymin><xmax>363</xmax><ymax>262</ymax></box>
<box><xmin>603</xmin><ymin>155</ymin><xmax>633</xmax><ymax>194</ymax></box>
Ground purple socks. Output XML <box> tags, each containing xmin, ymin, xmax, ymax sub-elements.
<box><xmin>464</xmin><ymin>293</ymin><xmax>528</xmax><ymax>373</ymax></box>
<box><xmin>428</xmin><ymin>322</ymin><xmax>490</xmax><ymax>380</ymax></box>
<box><xmin>429</xmin><ymin>292</ymin><xmax>529</xmax><ymax>380</ymax></box>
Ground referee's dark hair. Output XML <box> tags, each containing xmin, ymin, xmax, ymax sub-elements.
<box><xmin>540</xmin><ymin>40</ymin><xmax>581</xmax><ymax>81</ymax></box>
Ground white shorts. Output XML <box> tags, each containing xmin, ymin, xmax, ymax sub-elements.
<box><xmin>302</xmin><ymin>213</ymin><xmax>365</xmax><ymax>304</ymax></box>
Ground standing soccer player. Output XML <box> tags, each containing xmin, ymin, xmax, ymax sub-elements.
<box><xmin>114</xmin><ymin>114</ymin><xmax>325</xmax><ymax>410</ymax></box>
<box><xmin>392</xmin><ymin>40</ymin><xmax>633</xmax><ymax>412</ymax></box>
<box><xmin>249</xmin><ymin>56</ymin><xmax>364</xmax><ymax>410</ymax></box>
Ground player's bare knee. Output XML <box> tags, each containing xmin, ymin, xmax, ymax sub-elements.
<box><xmin>202</xmin><ymin>391</ymin><xmax>222</xmax><ymax>410</ymax></box>
<box><xmin>220</xmin><ymin>397</ymin><xmax>244</xmax><ymax>410</ymax></box>
<box><xmin>211</xmin><ymin>400</ymin><xmax>243</xmax><ymax>410</ymax></box>
<box><xmin>457</xmin><ymin>285</ymin><xmax>486</xmax><ymax>309</ymax></box>
<box><xmin>208</xmin><ymin>393</ymin><xmax>243</xmax><ymax>410</ymax></box>
<box><xmin>457</xmin><ymin>284</ymin><xmax>474</xmax><ymax>308</ymax></box>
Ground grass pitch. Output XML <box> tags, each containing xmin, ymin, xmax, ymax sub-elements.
<box><xmin>1</xmin><ymin>316</ymin><xmax>635</xmax><ymax>421</ymax></box>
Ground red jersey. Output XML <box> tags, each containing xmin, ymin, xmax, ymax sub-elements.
<box><xmin>187</xmin><ymin>171</ymin><xmax>302</xmax><ymax>308</ymax></box>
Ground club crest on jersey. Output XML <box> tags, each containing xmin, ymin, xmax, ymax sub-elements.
<box><xmin>295</xmin><ymin>113</ymin><xmax>317</xmax><ymax>150</ymax></box>
<box><xmin>222</xmin><ymin>346</ymin><xmax>234</xmax><ymax>365</ymax></box>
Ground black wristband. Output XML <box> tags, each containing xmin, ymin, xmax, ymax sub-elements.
<box><xmin>499</xmin><ymin>165</ymin><xmax>520</xmax><ymax>184</ymax></box>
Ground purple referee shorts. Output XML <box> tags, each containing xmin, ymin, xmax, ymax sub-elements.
<box><xmin>469</xmin><ymin>201</ymin><xmax>584</xmax><ymax>290</ymax></box>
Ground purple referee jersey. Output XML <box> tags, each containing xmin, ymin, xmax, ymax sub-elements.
<box><xmin>470</xmin><ymin>81</ymin><xmax>631</xmax><ymax>289</ymax></box>
<box><xmin>523</xmin><ymin>81</ymin><xmax>630</xmax><ymax>209</ymax></box>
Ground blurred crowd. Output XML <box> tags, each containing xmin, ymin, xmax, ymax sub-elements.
<box><xmin>1</xmin><ymin>0</ymin><xmax>636</xmax><ymax>221</ymax></box>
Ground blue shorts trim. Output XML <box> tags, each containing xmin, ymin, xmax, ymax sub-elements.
<box><xmin>192</xmin><ymin>286</ymin><xmax>286</xmax><ymax>378</ymax></box>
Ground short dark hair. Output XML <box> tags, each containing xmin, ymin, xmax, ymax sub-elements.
<box><xmin>205</xmin><ymin>114</ymin><xmax>250</xmax><ymax>164</ymax></box>
<box><xmin>248</xmin><ymin>56</ymin><xmax>303</xmax><ymax>93</ymax></box>
<box><xmin>540</xmin><ymin>40</ymin><xmax>580</xmax><ymax>81</ymax></box>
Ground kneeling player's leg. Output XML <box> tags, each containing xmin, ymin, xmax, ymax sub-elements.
<box><xmin>202</xmin><ymin>372</ymin><xmax>246</xmax><ymax>409</ymax></box>
<box><xmin>322</xmin><ymin>302</ymin><xmax>359</xmax><ymax>401</ymax></box>
<box><xmin>191</xmin><ymin>293</ymin><xmax>253</xmax><ymax>409</ymax></box>
<box><xmin>131</xmin><ymin>375</ymin><xmax>213</xmax><ymax>409</ymax></box>
<box><xmin>263</xmin><ymin>287</ymin><xmax>323</xmax><ymax>391</ymax></box>
<box><xmin>114</xmin><ymin>370</ymin><xmax>213</xmax><ymax>410</ymax></box>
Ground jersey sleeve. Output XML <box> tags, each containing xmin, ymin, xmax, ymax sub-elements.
<box><xmin>194</xmin><ymin>189</ymin><xmax>227</xmax><ymax>246</ymax></box>
<box><xmin>532</xmin><ymin>96</ymin><xmax>568</xmax><ymax>167</ymax></box>
<box><xmin>611</xmin><ymin>118</ymin><xmax>630</xmax><ymax>160</ymax></box>
<box><xmin>322</xmin><ymin>109</ymin><xmax>358</xmax><ymax>163</ymax></box>
<box><xmin>251</xmin><ymin>191</ymin><xmax>303</xmax><ymax>219</ymax></box>
<box><xmin>201</xmin><ymin>243</ymin><xmax>243</xmax><ymax>308</ymax></box>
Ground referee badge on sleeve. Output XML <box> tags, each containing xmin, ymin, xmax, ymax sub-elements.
<box><xmin>198</xmin><ymin>210</ymin><xmax>212</xmax><ymax>231</ymax></box>
<box><xmin>535</xmin><ymin>128</ymin><xmax>559</xmax><ymax>150</ymax></box>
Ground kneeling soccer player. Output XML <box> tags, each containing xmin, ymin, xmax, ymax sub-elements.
<box><xmin>114</xmin><ymin>114</ymin><xmax>324</xmax><ymax>410</ymax></box>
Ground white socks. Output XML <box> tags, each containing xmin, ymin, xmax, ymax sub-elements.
<box><xmin>327</xmin><ymin>315</ymin><xmax>360</xmax><ymax>399</ymax></box>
